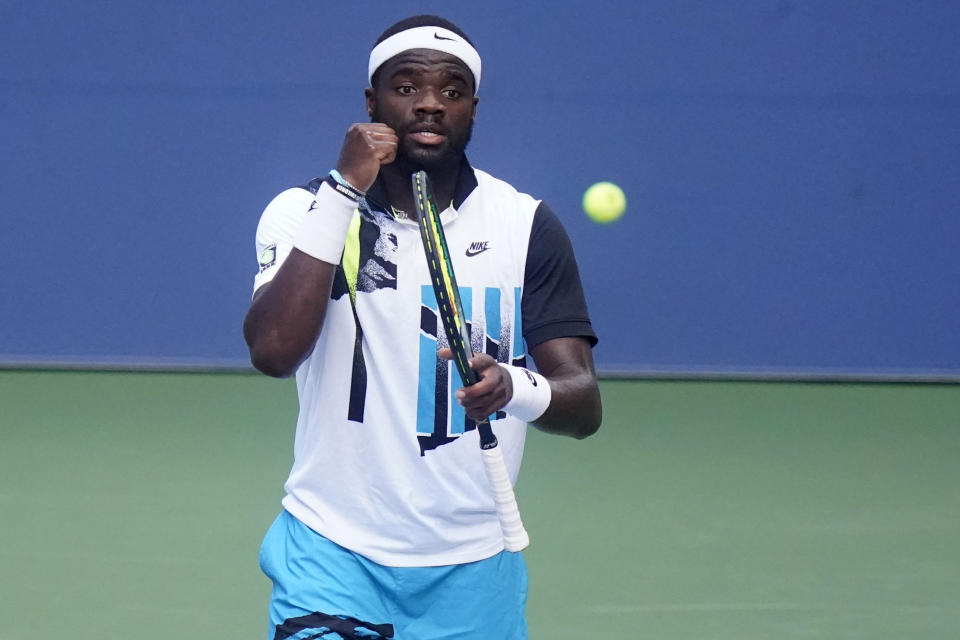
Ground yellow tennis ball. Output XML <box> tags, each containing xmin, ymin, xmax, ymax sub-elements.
<box><xmin>583</xmin><ymin>182</ymin><xmax>626</xmax><ymax>224</ymax></box>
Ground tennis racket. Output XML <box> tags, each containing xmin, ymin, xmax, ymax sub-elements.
<box><xmin>412</xmin><ymin>169</ymin><xmax>530</xmax><ymax>552</ymax></box>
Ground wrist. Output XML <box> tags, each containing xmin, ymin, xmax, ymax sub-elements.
<box><xmin>329</xmin><ymin>169</ymin><xmax>368</xmax><ymax>198</ymax></box>
<box><xmin>292</xmin><ymin>181</ymin><xmax>357</xmax><ymax>264</ymax></box>
<box><xmin>324</xmin><ymin>170</ymin><xmax>365</xmax><ymax>203</ymax></box>
<box><xmin>500</xmin><ymin>364</ymin><xmax>552</xmax><ymax>423</ymax></box>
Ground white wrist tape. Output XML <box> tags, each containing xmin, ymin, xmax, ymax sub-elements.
<box><xmin>500</xmin><ymin>364</ymin><xmax>552</xmax><ymax>423</ymax></box>
<box><xmin>293</xmin><ymin>182</ymin><xmax>357</xmax><ymax>264</ymax></box>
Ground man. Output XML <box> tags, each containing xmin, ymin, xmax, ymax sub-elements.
<box><xmin>244</xmin><ymin>14</ymin><xmax>601</xmax><ymax>640</ymax></box>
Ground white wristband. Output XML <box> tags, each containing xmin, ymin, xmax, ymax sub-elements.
<box><xmin>500</xmin><ymin>364</ymin><xmax>552</xmax><ymax>423</ymax></box>
<box><xmin>293</xmin><ymin>182</ymin><xmax>357</xmax><ymax>264</ymax></box>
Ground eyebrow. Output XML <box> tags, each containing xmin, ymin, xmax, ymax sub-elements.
<box><xmin>385</xmin><ymin>59</ymin><xmax>471</xmax><ymax>86</ymax></box>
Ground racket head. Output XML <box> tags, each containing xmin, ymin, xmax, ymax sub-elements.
<box><xmin>412</xmin><ymin>170</ymin><xmax>477</xmax><ymax>387</ymax></box>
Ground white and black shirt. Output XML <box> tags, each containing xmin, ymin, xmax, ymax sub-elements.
<box><xmin>252</xmin><ymin>161</ymin><xmax>596</xmax><ymax>567</ymax></box>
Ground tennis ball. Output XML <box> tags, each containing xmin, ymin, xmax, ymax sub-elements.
<box><xmin>583</xmin><ymin>182</ymin><xmax>626</xmax><ymax>224</ymax></box>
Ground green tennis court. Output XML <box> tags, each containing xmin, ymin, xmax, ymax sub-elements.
<box><xmin>2</xmin><ymin>371</ymin><xmax>958</xmax><ymax>638</ymax></box>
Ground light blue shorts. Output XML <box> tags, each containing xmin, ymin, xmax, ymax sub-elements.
<box><xmin>259</xmin><ymin>510</ymin><xmax>528</xmax><ymax>640</ymax></box>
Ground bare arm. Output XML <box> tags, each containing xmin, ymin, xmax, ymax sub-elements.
<box><xmin>528</xmin><ymin>336</ymin><xmax>602</xmax><ymax>438</ymax></box>
<box><xmin>450</xmin><ymin>336</ymin><xmax>602</xmax><ymax>439</ymax></box>
<box><xmin>242</xmin><ymin>250</ymin><xmax>337</xmax><ymax>377</ymax></box>
<box><xmin>243</xmin><ymin>123</ymin><xmax>397</xmax><ymax>378</ymax></box>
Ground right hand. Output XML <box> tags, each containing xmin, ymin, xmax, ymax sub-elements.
<box><xmin>336</xmin><ymin>123</ymin><xmax>398</xmax><ymax>192</ymax></box>
<box><xmin>438</xmin><ymin>348</ymin><xmax>513</xmax><ymax>422</ymax></box>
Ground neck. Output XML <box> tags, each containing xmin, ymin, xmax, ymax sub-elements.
<box><xmin>378</xmin><ymin>156</ymin><xmax>462</xmax><ymax>218</ymax></box>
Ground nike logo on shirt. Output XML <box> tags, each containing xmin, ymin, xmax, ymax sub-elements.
<box><xmin>465</xmin><ymin>241</ymin><xmax>491</xmax><ymax>257</ymax></box>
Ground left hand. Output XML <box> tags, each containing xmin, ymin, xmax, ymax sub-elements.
<box><xmin>438</xmin><ymin>349</ymin><xmax>513</xmax><ymax>422</ymax></box>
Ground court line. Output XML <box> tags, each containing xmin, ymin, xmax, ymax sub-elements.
<box><xmin>585</xmin><ymin>602</ymin><xmax>955</xmax><ymax>614</ymax></box>
<box><xmin>586</xmin><ymin>603</ymin><xmax>805</xmax><ymax>614</ymax></box>
<box><xmin>0</xmin><ymin>549</ymin><xmax>213</xmax><ymax>567</ymax></box>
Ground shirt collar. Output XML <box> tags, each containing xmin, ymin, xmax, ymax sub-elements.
<box><xmin>363</xmin><ymin>155</ymin><xmax>478</xmax><ymax>215</ymax></box>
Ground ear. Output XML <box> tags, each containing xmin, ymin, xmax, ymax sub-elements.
<box><xmin>364</xmin><ymin>88</ymin><xmax>375</xmax><ymax>119</ymax></box>
<box><xmin>471</xmin><ymin>96</ymin><xmax>479</xmax><ymax>123</ymax></box>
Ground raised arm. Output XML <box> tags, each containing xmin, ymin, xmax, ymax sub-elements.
<box><xmin>243</xmin><ymin>123</ymin><xmax>397</xmax><ymax>377</ymax></box>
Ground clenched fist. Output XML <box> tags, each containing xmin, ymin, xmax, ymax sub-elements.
<box><xmin>336</xmin><ymin>123</ymin><xmax>398</xmax><ymax>192</ymax></box>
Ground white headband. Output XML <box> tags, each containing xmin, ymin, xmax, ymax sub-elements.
<box><xmin>368</xmin><ymin>26</ymin><xmax>482</xmax><ymax>92</ymax></box>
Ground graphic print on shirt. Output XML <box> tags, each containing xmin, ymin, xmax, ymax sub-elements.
<box><xmin>329</xmin><ymin>208</ymin><xmax>401</xmax><ymax>422</ymax></box>
<box><xmin>417</xmin><ymin>285</ymin><xmax>527</xmax><ymax>455</ymax></box>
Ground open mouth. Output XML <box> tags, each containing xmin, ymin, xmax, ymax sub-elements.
<box><xmin>409</xmin><ymin>130</ymin><xmax>447</xmax><ymax>145</ymax></box>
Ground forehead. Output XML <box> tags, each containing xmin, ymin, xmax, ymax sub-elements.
<box><xmin>378</xmin><ymin>49</ymin><xmax>474</xmax><ymax>85</ymax></box>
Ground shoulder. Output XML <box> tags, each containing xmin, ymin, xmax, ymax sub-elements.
<box><xmin>471</xmin><ymin>168</ymin><xmax>540</xmax><ymax>209</ymax></box>
<box><xmin>529</xmin><ymin>201</ymin><xmax>569</xmax><ymax>240</ymax></box>
<box><xmin>465</xmin><ymin>168</ymin><xmax>542</xmax><ymax>238</ymax></box>
<box><xmin>264</xmin><ymin>182</ymin><xmax>320</xmax><ymax>215</ymax></box>
<box><xmin>524</xmin><ymin>200</ymin><xmax>579</xmax><ymax>277</ymax></box>
<box><xmin>255</xmin><ymin>182</ymin><xmax>320</xmax><ymax>246</ymax></box>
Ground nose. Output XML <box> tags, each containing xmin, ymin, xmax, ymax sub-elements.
<box><xmin>414</xmin><ymin>87</ymin><xmax>445</xmax><ymax>115</ymax></box>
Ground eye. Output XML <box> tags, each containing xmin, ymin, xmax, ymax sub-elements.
<box><xmin>442</xmin><ymin>88</ymin><xmax>461</xmax><ymax>100</ymax></box>
<box><xmin>396</xmin><ymin>85</ymin><xmax>415</xmax><ymax>96</ymax></box>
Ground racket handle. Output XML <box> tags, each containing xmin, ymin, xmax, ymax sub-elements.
<box><xmin>481</xmin><ymin>445</ymin><xmax>530</xmax><ymax>552</ymax></box>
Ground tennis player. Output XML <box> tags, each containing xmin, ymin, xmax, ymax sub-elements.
<box><xmin>244</xmin><ymin>15</ymin><xmax>601</xmax><ymax>640</ymax></box>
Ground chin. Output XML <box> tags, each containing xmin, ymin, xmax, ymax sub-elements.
<box><xmin>400</xmin><ymin>145</ymin><xmax>457</xmax><ymax>171</ymax></box>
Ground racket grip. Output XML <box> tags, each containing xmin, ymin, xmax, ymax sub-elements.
<box><xmin>481</xmin><ymin>445</ymin><xmax>530</xmax><ymax>552</ymax></box>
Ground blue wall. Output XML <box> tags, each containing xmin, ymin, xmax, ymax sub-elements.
<box><xmin>3</xmin><ymin>1</ymin><xmax>958</xmax><ymax>377</ymax></box>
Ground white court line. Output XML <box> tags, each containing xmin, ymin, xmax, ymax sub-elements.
<box><xmin>586</xmin><ymin>603</ymin><xmax>952</xmax><ymax>614</ymax></box>
<box><xmin>0</xmin><ymin>549</ymin><xmax>209</xmax><ymax>566</ymax></box>
<box><xmin>586</xmin><ymin>603</ymin><xmax>807</xmax><ymax>614</ymax></box>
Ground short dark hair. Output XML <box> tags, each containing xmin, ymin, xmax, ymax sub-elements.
<box><xmin>370</xmin><ymin>15</ymin><xmax>476</xmax><ymax>90</ymax></box>
<box><xmin>374</xmin><ymin>15</ymin><xmax>474</xmax><ymax>47</ymax></box>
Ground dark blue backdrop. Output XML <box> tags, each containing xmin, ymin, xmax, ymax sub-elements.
<box><xmin>3</xmin><ymin>1</ymin><xmax>958</xmax><ymax>377</ymax></box>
